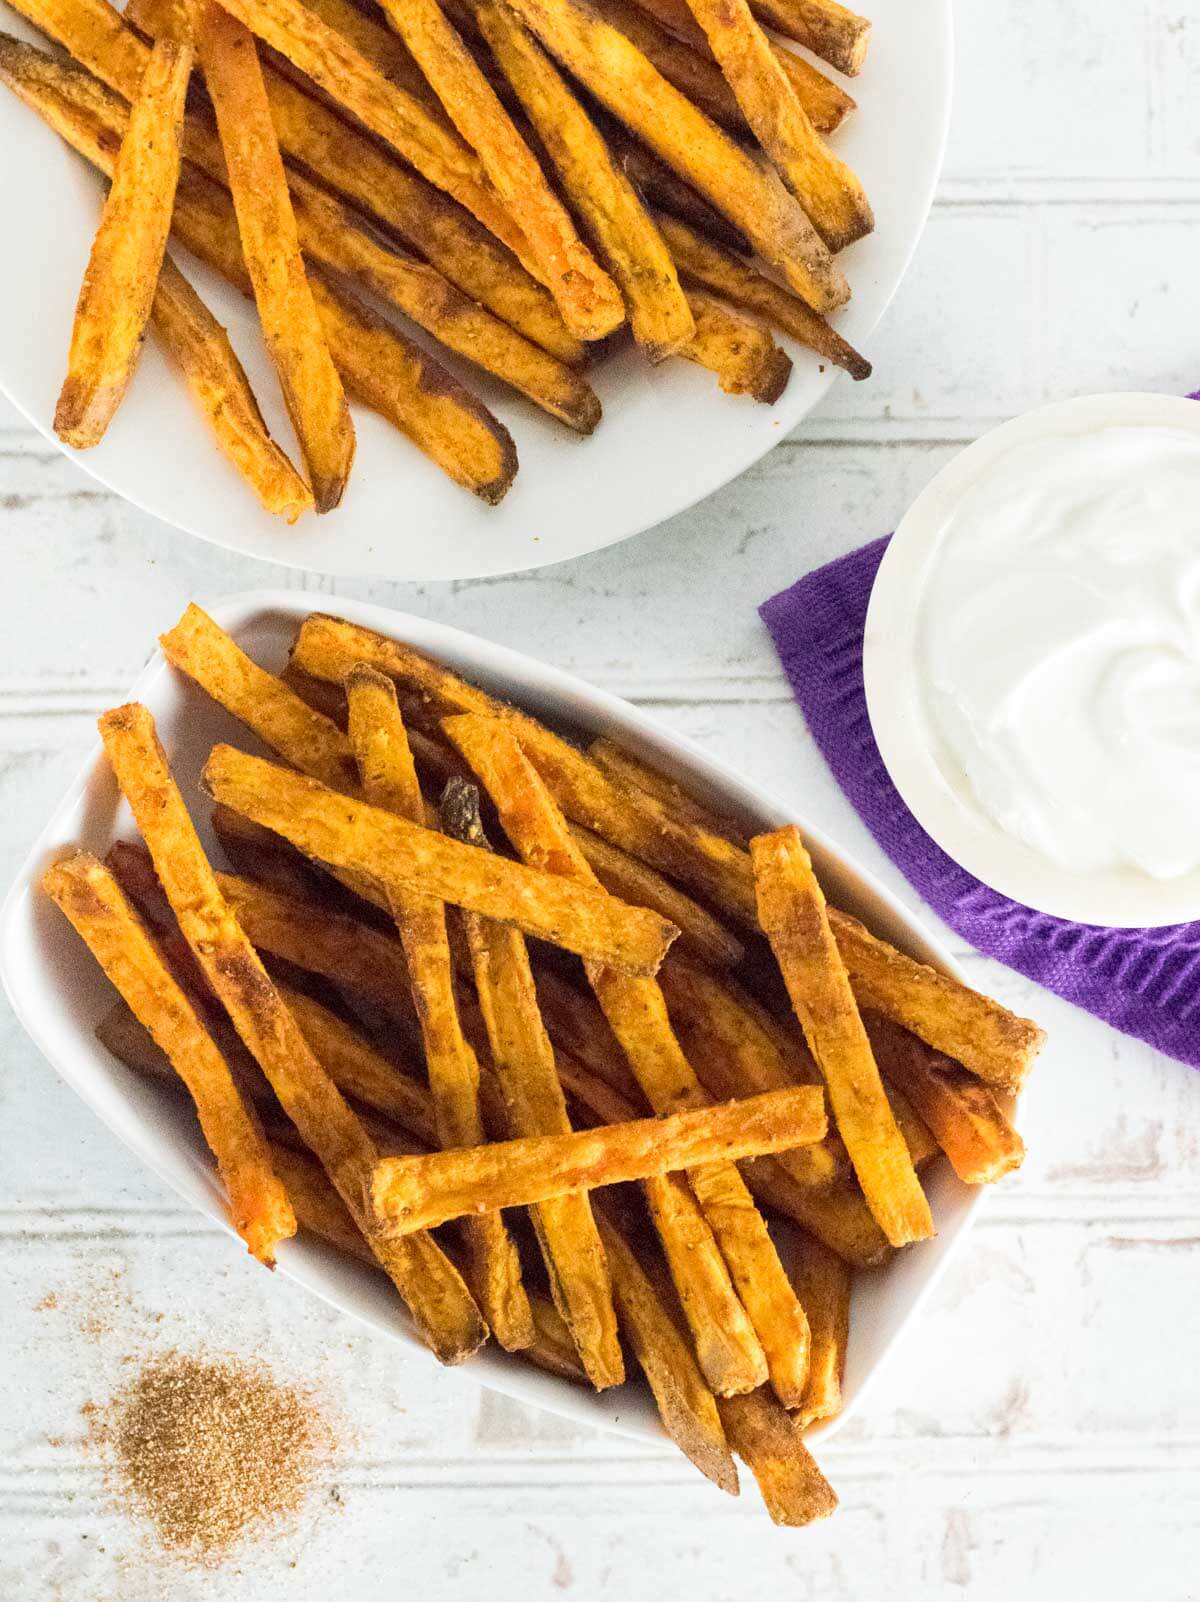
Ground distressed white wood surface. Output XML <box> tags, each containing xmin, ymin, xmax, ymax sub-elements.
<box><xmin>3</xmin><ymin>1</ymin><xmax>1200</xmax><ymax>1594</ymax></box>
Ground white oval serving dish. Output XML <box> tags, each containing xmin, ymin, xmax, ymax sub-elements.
<box><xmin>0</xmin><ymin>589</ymin><xmax>990</xmax><ymax>1445</ymax></box>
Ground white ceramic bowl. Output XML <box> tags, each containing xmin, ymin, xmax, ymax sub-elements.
<box><xmin>0</xmin><ymin>0</ymin><xmax>953</xmax><ymax>581</ymax></box>
<box><xmin>864</xmin><ymin>391</ymin><xmax>1200</xmax><ymax>929</ymax></box>
<box><xmin>0</xmin><ymin>590</ymin><xmax>988</xmax><ymax>1445</ymax></box>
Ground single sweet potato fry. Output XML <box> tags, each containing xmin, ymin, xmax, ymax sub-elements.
<box><xmin>202</xmin><ymin>744</ymin><xmax>678</xmax><ymax>975</ymax></box>
<box><xmin>212</xmin><ymin>0</ymin><xmax>532</xmax><ymax>261</ymax></box>
<box><xmin>749</xmin><ymin>0</ymin><xmax>869</xmax><ymax>76</ymax></box>
<box><xmin>54</xmin><ymin>34</ymin><xmax>192</xmax><ymax>448</ymax></box>
<box><xmin>371</xmin><ymin>1085</ymin><xmax>825</xmax><ymax>1231</ymax></box>
<box><xmin>441</xmin><ymin>779</ymin><xmax>623</xmax><ymax>1388</ymax></box>
<box><xmin>596</xmin><ymin>1208</ymin><xmax>739</xmax><ymax>1493</ymax></box>
<box><xmin>595</xmin><ymin>0</ymin><xmax>744</xmax><ymax>129</ymax></box>
<box><xmin>198</xmin><ymin>0</ymin><xmax>354</xmax><ymax>512</ymax></box>
<box><xmin>445</xmin><ymin>712</ymin><xmax>811</xmax><ymax>1408</ymax></box>
<box><xmin>472</xmin><ymin>0</ymin><xmax>694</xmax><ymax>361</ymax></box>
<box><xmin>161</xmin><ymin>604</ymin><xmax>357</xmax><ymax>790</ymax></box>
<box><xmin>788</xmin><ymin>1232</ymin><xmax>849</xmax><ymax>1427</ymax></box>
<box><xmin>376</xmin><ymin>0</ymin><xmax>624</xmax><ymax>342</ymax></box>
<box><xmin>604</xmin><ymin>121</ymin><xmax>747</xmax><ymax>252</ymax></box>
<box><xmin>42</xmin><ymin>850</ymin><xmax>295</xmax><ymax>1266</ymax></box>
<box><xmin>751</xmin><ymin>826</ymin><xmax>934</xmax><ymax>1248</ymax></box>
<box><xmin>502</xmin><ymin>0</ymin><xmax>849</xmax><ymax>311</ymax></box>
<box><xmin>557</xmin><ymin>1051</ymin><xmax>768</xmax><ymax>1396</ymax></box>
<box><xmin>865</xmin><ymin>1014</ymin><xmax>1025</xmax><ymax>1185</ymax></box>
<box><xmin>347</xmin><ymin>665</ymin><xmax>532</xmax><ymax>1352</ymax></box>
<box><xmin>656</xmin><ymin>212</ymin><xmax>871</xmax><ymax>379</ymax></box>
<box><xmin>98</xmin><ymin>703</ymin><xmax>486</xmax><ymax>1363</ymax></box>
<box><xmin>744</xmin><ymin>1157</ymin><xmax>889</xmax><ymax>1266</ymax></box>
<box><xmin>151</xmin><ymin>257</ymin><xmax>312</xmax><ymax>520</ymax></box>
<box><xmin>680</xmin><ymin>289</ymin><xmax>792</xmax><ymax>403</ymax></box>
<box><xmin>628</xmin><ymin>0</ymin><xmax>854</xmax><ymax>132</ymax></box>
<box><xmin>587</xmin><ymin>736</ymin><xmax>749</xmax><ymax>842</ymax></box>
<box><xmin>681</xmin><ymin>0</ymin><xmax>872</xmax><ymax>250</ymax></box>
<box><xmin>718</xmin><ymin>1387</ymin><xmax>838</xmax><ymax>1525</ymax></box>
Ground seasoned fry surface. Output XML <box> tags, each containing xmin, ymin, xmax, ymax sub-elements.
<box><xmin>55</xmin><ymin>34</ymin><xmax>191</xmax><ymax>448</ymax></box>
<box><xmin>198</xmin><ymin>0</ymin><xmax>355</xmax><ymax>512</ymax></box>
<box><xmin>371</xmin><ymin>1086</ymin><xmax>825</xmax><ymax>1231</ymax></box>
<box><xmin>42</xmin><ymin>850</ymin><xmax>296</xmax><ymax>1265</ymax></box>
<box><xmin>752</xmin><ymin>826</ymin><xmax>934</xmax><ymax>1249</ymax></box>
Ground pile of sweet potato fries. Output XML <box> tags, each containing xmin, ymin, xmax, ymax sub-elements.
<box><xmin>0</xmin><ymin>0</ymin><xmax>875</xmax><ymax>512</ymax></box>
<box><xmin>42</xmin><ymin>604</ymin><xmax>1044</xmax><ymax>1524</ymax></box>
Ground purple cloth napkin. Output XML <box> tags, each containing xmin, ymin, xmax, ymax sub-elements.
<box><xmin>760</xmin><ymin>538</ymin><xmax>1200</xmax><ymax>1069</ymax></box>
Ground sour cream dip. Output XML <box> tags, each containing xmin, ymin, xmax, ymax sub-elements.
<box><xmin>864</xmin><ymin>394</ymin><xmax>1200</xmax><ymax>926</ymax></box>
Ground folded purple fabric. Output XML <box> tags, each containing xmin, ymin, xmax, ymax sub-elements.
<box><xmin>760</xmin><ymin>537</ymin><xmax>1200</xmax><ymax>1068</ymax></box>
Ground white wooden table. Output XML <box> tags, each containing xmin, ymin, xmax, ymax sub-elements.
<box><xmin>3</xmin><ymin>2</ymin><xmax>1200</xmax><ymax>1595</ymax></box>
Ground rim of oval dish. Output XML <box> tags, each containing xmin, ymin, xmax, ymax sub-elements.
<box><xmin>863</xmin><ymin>390</ymin><xmax>1200</xmax><ymax>929</ymax></box>
<box><xmin>0</xmin><ymin>0</ymin><xmax>953</xmax><ymax>582</ymax></box>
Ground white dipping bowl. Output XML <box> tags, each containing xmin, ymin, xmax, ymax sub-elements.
<box><xmin>864</xmin><ymin>391</ymin><xmax>1200</xmax><ymax>928</ymax></box>
<box><xmin>0</xmin><ymin>590</ymin><xmax>994</xmax><ymax>1448</ymax></box>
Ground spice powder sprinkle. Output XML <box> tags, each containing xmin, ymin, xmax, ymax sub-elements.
<box><xmin>88</xmin><ymin>1350</ymin><xmax>336</xmax><ymax>1564</ymax></box>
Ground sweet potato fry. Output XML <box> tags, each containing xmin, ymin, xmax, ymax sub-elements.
<box><xmin>440</xmin><ymin>779</ymin><xmax>623</xmax><ymax>1388</ymax></box>
<box><xmin>788</xmin><ymin>1233</ymin><xmax>849</xmax><ymax>1427</ymax></box>
<box><xmin>54</xmin><ymin>34</ymin><xmax>191</xmax><ymax>449</ymax></box>
<box><xmin>445</xmin><ymin>713</ymin><xmax>811</xmax><ymax>1408</ymax></box>
<box><xmin>571</xmin><ymin>827</ymin><xmax>743</xmax><ymax>968</ymax></box>
<box><xmin>680</xmin><ymin>0</ymin><xmax>872</xmax><ymax>251</ymax></box>
<box><xmin>161</xmin><ymin>604</ymin><xmax>357</xmax><ymax>790</ymax></box>
<box><xmin>603</xmin><ymin>122</ymin><xmax>746</xmax><ymax>253</ymax></box>
<box><xmin>596</xmin><ymin>1209</ymin><xmax>738</xmax><ymax>1492</ymax></box>
<box><xmin>294</xmin><ymin>0</ymin><xmax>434</xmax><ymax>103</ymax></box>
<box><xmin>202</xmin><ymin>744</ymin><xmax>678</xmax><ymax>975</ymax></box>
<box><xmin>472</xmin><ymin>0</ymin><xmax>694</xmax><ymax>361</ymax></box>
<box><xmin>212</xmin><ymin>0</ymin><xmax>534</xmax><ymax>263</ymax></box>
<box><xmin>42</xmin><ymin>850</ymin><xmax>295</xmax><ymax>1266</ymax></box>
<box><xmin>865</xmin><ymin>1014</ymin><xmax>1025</xmax><ymax>1186</ymax></box>
<box><xmin>371</xmin><ymin>1086</ymin><xmax>825</xmax><ymax>1231</ymax></box>
<box><xmin>680</xmin><ymin>289</ymin><xmax>792</xmax><ymax>402</ymax></box>
<box><xmin>718</xmin><ymin>1387</ymin><xmax>837</xmax><ymax>1525</ymax></box>
<box><xmin>502</xmin><ymin>0</ymin><xmax>849</xmax><ymax>311</ymax></box>
<box><xmin>151</xmin><ymin>257</ymin><xmax>313</xmax><ymax>520</ymax></box>
<box><xmin>829</xmin><ymin>911</ymin><xmax>1047</xmax><ymax>1094</ymax></box>
<box><xmin>586</xmin><ymin>736</ymin><xmax>749</xmax><ymax>842</ymax></box>
<box><xmin>97</xmin><ymin>703</ymin><xmax>486</xmax><ymax>1363</ymax></box>
<box><xmin>751</xmin><ymin>826</ymin><xmax>934</xmax><ymax>1248</ymax></box>
<box><xmin>347</xmin><ymin>666</ymin><xmax>532</xmax><ymax>1353</ymax></box>
<box><xmin>306</xmin><ymin>262</ymin><xmax>520</xmax><ymax>506</ymax></box>
<box><xmin>749</xmin><ymin>0</ymin><xmax>869</xmax><ymax>76</ymax></box>
<box><xmin>556</xmin><ymin>1050</ymin><xmax>769</xmax><ymax>1396</ymax></box>
<box><xmin>197</xmin><ymin>0</ymin><xmax>354</xmax><ymax>512</ymax></box>
<box><xmin>126</xmin><ymin>0</ymin><xmax>582</xmax><ymax>362</ymax></box>
<box><xmin>658</xmin><ymin>955</ymin><xmax>845</xmax><ymax>1192</ymax></box>
<box><xmin>656</xmin><ymin>212</ymin><xmax>871</xmax><ymax>379</ymax></box>
<box><xmin>595</xmin><ymin>0</ymin><xmax>743</xmax><ymax>129</ymax></box>
<box><xmin>629</xmin><ymin>0</ymin><xmax>854</xmax><ymax>132</ymax></box>
<box><xmin>268</xmin><ymin>1140</ymin><xmax>375</xmax><ymax>1262</ymax></box>
<box><xmin>523</xmin><ymin>1293</ymin><xmax>590</xmax><ymax>1384</ymax></box>
<box><xmin>376</xmin><ymin>0</ymin><xmax>624</xmax><ymax>342</ymax></box>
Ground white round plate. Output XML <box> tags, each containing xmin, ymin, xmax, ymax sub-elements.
<box><xmin>864</xmin><ymin>391</ymin><xmax>1200</xmax><ymax>929</ymax></box>
<box><xmin>0</xmin><ymin>0</ymin><xmax>951</xmax><ymax>580</ymax></box>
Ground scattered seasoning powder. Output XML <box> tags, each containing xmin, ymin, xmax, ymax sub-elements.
<box><xmin>87</xmin><ymin>1350</ymin><xmax>336</xmax><ymax>1565</ymax></box>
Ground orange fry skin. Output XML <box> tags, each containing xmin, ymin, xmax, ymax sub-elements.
<box><xmin>54</xmin><ymin>34</ymin><xmax>192</xmax><ymax>448</ymax></box>
<box><xmin>42</xmin><ymin>850</ymin><xmax>296</xmax><ymax>1266</ymax></box>
<box><xmin>718</xmin><ymin>1386</ymin><xmax>838</xmax><ymax>1526</ymax></box>
<box><xmin>789</xmin><ymin>1232</ymin><xmax>849</xmax><ymax>1428</ymax></box>
<box><xmin>370</xmin><ymin>1086</ymin><xmax>826</xmax><ymax>1232</ymax></box>
<box><xmin>751</xmin><ymin>826</ymin><xmax>935</xmax><ymax>1250</ymax></box>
